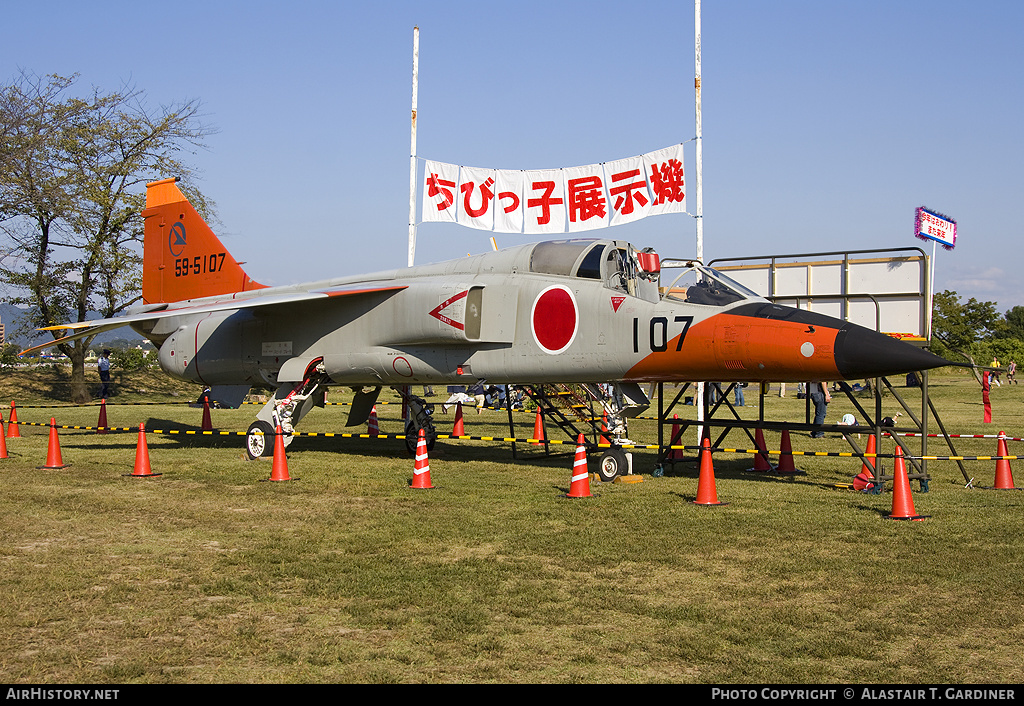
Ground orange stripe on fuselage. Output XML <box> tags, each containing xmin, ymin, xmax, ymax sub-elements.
<box><xmin>624</xmin><ymin>312</ymin><xmax>843</xmax><ymax>383</ymax></box>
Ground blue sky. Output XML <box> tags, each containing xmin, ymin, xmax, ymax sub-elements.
<box><xmin>4</xmin><ymin>0</ymin><xmax>1022</xmax><ymax>313</ymax></box>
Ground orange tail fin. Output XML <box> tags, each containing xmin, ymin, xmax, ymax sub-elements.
<box><xmin>142</xmin><ymin>178</ymin><xmax>266</xmax><ymax>304</ymax></box>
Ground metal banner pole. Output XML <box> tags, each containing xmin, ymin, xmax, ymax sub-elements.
<box><xmin>695</xmin><ymin>0</ymin><xmax>705</xmax><ymax>441</ymax></box>
<box><xmin>407</xmin><ymin>26</ymin><xmax>420</xmax><ymax>267</ymax></box>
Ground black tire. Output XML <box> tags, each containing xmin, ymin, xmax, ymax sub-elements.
<box><xmin>405</xmin><ymin>420</ymin><xmax>436</xmax><ymax>455</ymax></box>
<box><xmin>598</xmin><ymin>447</ymin><xmax>628</xmax><ymax>482</ymax></box>
<box><xmin>246</xmin><ymin>420</ymin><xmax>275</xmax><ymax>460</ymax></box>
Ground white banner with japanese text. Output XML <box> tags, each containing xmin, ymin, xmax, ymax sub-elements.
<box><xmin>563</xmin><ymin>164</ymin><xmax>609</xmax><ymax>232</ymax></box>
<box><xmin>458</xmin><ymin>165</ymin><xmax>496</xmax><ymax>231</ymax></box>
<box><xmin>605</xmin><ymin>154</ymin><xmax>651</xmax><ymax>227</ymax></box>
<box><xmin>493</xmin><ymin>170</ymin><xmax>525</xmax><ymax>234</ymax></box>
<box><xmin>422</xmin><ymin>160</ymin><xmax>459</xmax><ymax>224</ymax></box>
<box><xmin>644</xmin><ymin>144</ymin><xmax>687</xmax><ymax>216</ymax></box>
<box><xmin>421</xmin><ymin>144</ymin><xmax>686</xmax><ymax>234</ymax></box>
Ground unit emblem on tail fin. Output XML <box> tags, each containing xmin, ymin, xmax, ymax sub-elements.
<box><xmin>169</xmin><ymin>222</ymin><xmax>187</xmax><ymax>257</ymax></box>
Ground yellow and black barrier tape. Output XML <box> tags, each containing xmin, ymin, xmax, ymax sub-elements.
<box><xmin>13</xmin><ymin>401</ymin><xmax>201</xmax><ymax>408</ymax></box>
<box><xmin>12</xmin><ymin>419</ymin><xmax>1024</xmax><ymax>461</ymax></box>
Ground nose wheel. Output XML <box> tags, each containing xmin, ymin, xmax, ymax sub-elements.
<box><xmin>597</xmin><ymin>447</ymin><xmax>628</xmax><ymax>482</ymax></box>
<box><xmin>404</xmin><ymin>419</ymin><xmax>437</xmax><ymax>455</ymax></box>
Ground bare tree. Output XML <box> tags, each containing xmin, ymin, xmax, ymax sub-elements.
<box><xmin>0</xmin><ymin>71</ymin><xmax>216</xmax><ymax>401</ymax></box>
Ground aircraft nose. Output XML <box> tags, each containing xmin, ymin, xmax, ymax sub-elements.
<box><xmin>834</xmin><ymin>324</ymin><xmax>948</xmax><ymax>379</ymax></box>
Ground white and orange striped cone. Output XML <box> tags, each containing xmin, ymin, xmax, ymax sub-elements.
<box><xmin>884</xmin><ymin>446</ymin><xmax>928</xmax><ymax>520</ymax></box>
<box><xmin>37</xmin><ymin>418</ymin><xmax>69</xmax><ymax>470</ymax></box>
<box><xmin>565</xmin><ymin>433</ymin><xmax>592</xmax><ymax>498</ymax></box>
<box><xmin>367</xmin><ymin>405</ymin><xmax>380</xmax><ymax>436</ymax></box>
<box><xmin>268</xmin><ymin>425</ymin><xmax>293</xmax><ymax>482</ymax></box>
<box><xmin>693</xmin><ymin>437</ymin><xmax>726</xmax><ymax>506</ymax></box>
<box><xmin>411</xmin><ymin>428</ymin><xmax>434</xmax><ymax>489</ymax></box>
<box><xmin>991</xmin><ymin>431</ymin><xmax>1019</xmax><ymax>490</ymax></box>
<box><xmin>453</xmin><ymin>402</ymin><xmax>465</xmax><ymax>436</ymax></box>
<box><xmin>747</xmin><ymin>427</ymin><xmax>774</xmax><ymax>472</ymax></box>
<box><xmin>0</xmin><ymin>416</ymin><xmax>8</xmax><ymax>459</ymax></box>
<box><xmin>127</xmin><ymin>423</ymin><xmax>161</xmax><ymax>477</ymax></box>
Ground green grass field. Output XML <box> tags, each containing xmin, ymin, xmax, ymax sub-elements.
<box><xmin>1</xmin><ymin>369</ymin><xmax>1022</xmax><ymax>683</ymax></box>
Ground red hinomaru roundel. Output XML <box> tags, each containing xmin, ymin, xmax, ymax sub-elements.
<box><xmin>531</xmin><ymin>285</ymin><xmax>578</xmax><ymax>354</ymax></box>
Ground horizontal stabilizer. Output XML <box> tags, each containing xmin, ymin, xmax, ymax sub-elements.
<box><xmin>20</xmin><ymin>284</ymin><xmax>407</xmax><ymax>357</ymax></box>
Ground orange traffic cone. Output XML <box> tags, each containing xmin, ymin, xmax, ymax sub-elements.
<box><xmin>201</xmin><ymin>400</ymin><xmax>213</xmax><ymax>431</ymax></box>
<box><xmin>853</xmin><ymin>434</ymin><xmax>878</xmax><ymax>490</ymax></box>
<box><xmin>693</xmin><ymin>437</ymin><xmax>726</xmax><ymax>506</ymax></box>
<box><xmin>776</xmin><ymin>429</ymin><xmax>801</xmax><ymax>474</ymax></box>
<box><xmin>748</xmin><ymin>427</ymin><xmax>774</xmax><ymax>472</ymax></box>
<box><xmin>367</xmin><ymin>405</ymin><xmax>380</xmax><ymax>436</ymax></box>
<box><xmin>97</xmin><ymin>399</ymin><xmax>108</xmax><ymax>434</ymax></box>
<box><xmin>668</xmin><ymin>415</ymin><xmax>684</xmax><ymax>461</ymax></box>
<box><xmin>852</xmin><ymin>472</ymin><xmax>875</xmax><ymax>491</ymax></box>
<box><xmin>268</xmin><ymin>425</ymin><xmax>293</xmax><ymax>481</ymax></box>
<box><xmin>600</xmin><ymin>411</ymin><xmax>611</xmax><ymax>445</ymax></box>
<box><xmin>0</xmin><ymin>417</ymin><xmax>8</xmax><ymax>459</ymax></box>
<box><xmin>861</xmin><ymin>434</ymin><xmax>878</xmax><ymax>476</ymax></box>
<box><xmin>38</xmin><ymin>418</ymin><xmax>69</xmax><ymax>469</ymax></box>
<box><xmin>885</xmin><ymin>446</ymin><xmax>928</xmax><ymax>520</ymax></box>
<box><xmin>127</xmin><ymin>423</ymin><xmax>161</xmax><ymax>477</ymax></box>
<box><xmin>530</xmin><ymin>407</ymin><xmax>545</xmax><ymax>444</ymax></box>
<box><xmin>991</xmin><ymin>431</ymin><xmax>1019</xmax><ymax>490</ymax></box>
<box><xmin>453</xmin><ymin>402</ymin><xmax>465</xmax><ymax>436</ymax></box>
<box><xmin>411</xmin><ymin>428</ymin><xmax>434</xmax><ymax>489</ymax></box>
<box><xmin>7</xmin><ymin>402</ymin><xmax>21</xmax><ymax>438</ymax></box>
<box><xmin>565</xmin><ymin>433</ymin><xmax>592</xmax><ymax>498</ymax></box>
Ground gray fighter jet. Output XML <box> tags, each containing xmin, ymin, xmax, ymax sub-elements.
<box><xmin>30</xmin><ymin>178</ymin><xmax>946</xmax><ymax>463</ymax></box>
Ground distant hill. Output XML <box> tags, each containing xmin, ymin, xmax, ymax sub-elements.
<box><xmin>0</xmin><ymin>303</ymin><xmax>149</xmax><ymax>349</ymax></box>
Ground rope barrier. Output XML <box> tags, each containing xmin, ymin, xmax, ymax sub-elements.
<box><xmin>888</xmin><ymin>431</ymin><xmax>1024</xmax><ymax>442</ymax></box>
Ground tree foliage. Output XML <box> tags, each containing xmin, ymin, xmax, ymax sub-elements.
<box><xmin>0</xmin><ymin>71</ymin><xmax>215</xmax><ymax>401</ymax></box>
<box><xmin>111</xmin><ymin>347</ymin><xmax>147</xmax><ymax>372</ymax></box>
<box><xmin>931</xmin><ymin>289</ymin><xmax>1000</xmax><ymax>353</ymax></box>
<box><xmin>1001</xmin><ymin>305</ymin><xmax>1024</xmax><ymax>341</ymax></box>
<box><xmin>931</xmin><ymin>289</ymin><xmax>1024</xmax><ymax>372</ymax></box>
<box><xmin>0</xmin><ymin>343</ymin><xmax>21</xmax><ymax>371</ymax></box>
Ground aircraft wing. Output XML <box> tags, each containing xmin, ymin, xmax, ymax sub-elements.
<box><xmin>20</xmin><ymin>284</ymin><xmax>408</xmax><ymax>356</ymax></box>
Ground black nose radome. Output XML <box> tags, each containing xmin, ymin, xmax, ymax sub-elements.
<box><xmin>835</xmin><ymin>324</ymin><xmax>948</xmax><ymax>379</ymax></box>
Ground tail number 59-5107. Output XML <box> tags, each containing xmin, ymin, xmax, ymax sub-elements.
<box><xmin>633</xmin><ymin>316</ymin><xmax>693</xmax><ymax>353</ymax></box>
<box><xmin>175</xmin><ymin>253</ymin><xmax>226</xmax><ymax>277</ymax></box>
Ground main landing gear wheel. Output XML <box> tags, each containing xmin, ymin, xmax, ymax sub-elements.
<box><xmin>246</xmin><ymin>420</ymin><xmax>276</xmax><ymax>460</ymax></box>
<box><xmin>598</xmin><ymin>447</ymin><xmax>628</xmax><ymax>482</ymax></box>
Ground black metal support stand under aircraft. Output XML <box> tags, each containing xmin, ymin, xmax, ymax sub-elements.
<box><xmin>651</xmin><ymin>370</ymin><xmax>967</xmax><ymax>493</ymax></box>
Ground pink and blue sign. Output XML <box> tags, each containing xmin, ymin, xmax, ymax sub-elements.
<box><xmin>915</xmin><ymin>207</ymin><xmax>957</xmax><ymax>250</ymax></box>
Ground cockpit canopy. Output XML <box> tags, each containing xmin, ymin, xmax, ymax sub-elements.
<box><xmin>659</xmin><ymin>259</ymin><xmax>763</xmax><ymax>307</ymax></box>
<box><xmin>529</xmin><ymin>240</ymin><xmax>662</xmax><ymax>301</ymax></box>
<box><xmin>527</xmin><ymin>239</ymin><xmax>761</xmax><ymax>308</ymax></box>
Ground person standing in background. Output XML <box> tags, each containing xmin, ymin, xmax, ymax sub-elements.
<box><xmin>808</xmin><ymin>381</ymin><xmax>831</xmax><ymax>438</ymax></box>
<box><xmin>98</xmin><ymin>349</ymin><xmax>111</xmax><ymax>399</ymax></box>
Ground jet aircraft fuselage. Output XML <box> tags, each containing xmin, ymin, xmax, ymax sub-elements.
<box><xmin>33</xmin><ymin>178</ymin><xmax>946</xmax><ymax>459</ymax></box>
<box><xmin>148</xmin><ymin>238</ymin><xmax>936</xmax><ymax>392</ymax></box>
